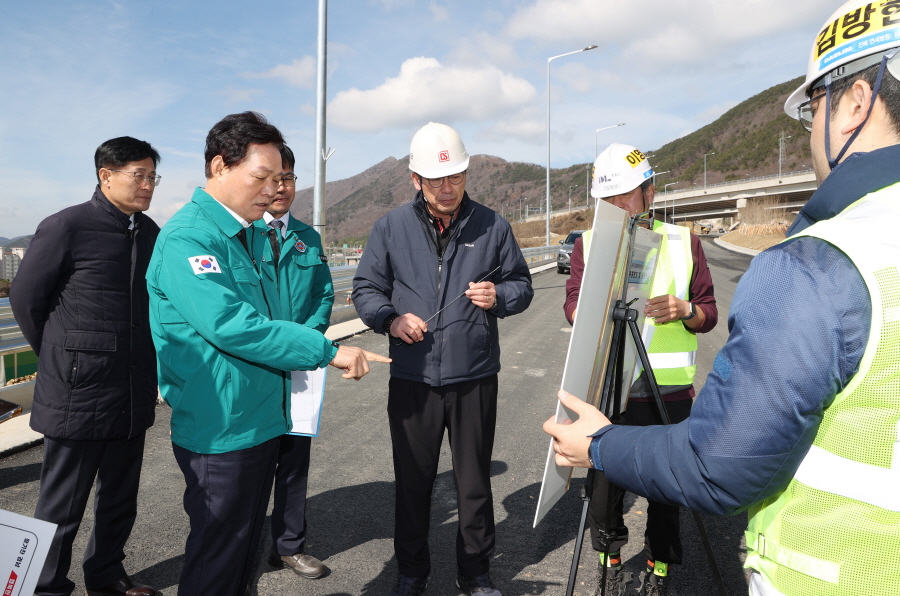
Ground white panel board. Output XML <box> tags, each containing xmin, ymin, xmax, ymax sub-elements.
<box><xmin>533</xmin><ymin>205</ymin><xmax>661</xmax><ymax>527</ymax></box>
<box><xmin>0</xmin><ymin>509</ymin><xmax>56</xmax><ymax>596</ymax></box>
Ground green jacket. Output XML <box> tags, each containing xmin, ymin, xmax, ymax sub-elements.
<box><xmin>147</xmin><ymin>188</ymin><xmax>338</xmax><ymax>454</ymax></box>
<box><xmin>258</xmin><ymin>214</ymin><xmax>333</xmax><ymax>332</ymax></box>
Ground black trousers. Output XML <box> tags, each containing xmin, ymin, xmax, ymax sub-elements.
<box><xmin>34</xmin><ymin>433</ymin><xmax>146</xmax><ymax>596</ymax></box>
<box><xmin>173</xmin><ymin>437</ymin><xmax>279</xmax><ymax>596</ymax></box>
<box><xmin>271</xmin><ymin>433</ymin><xmax>312</xmax><ymax>556</ymax></box>
<box><xmin>588</xmin><ymin>399</ymin><xmax>693</xmax><ymax>565</ymax></box>
<box><xmin>388</xmin><ymin>375</ymin><xmax>498</xmax><ymax>579</ymax></box>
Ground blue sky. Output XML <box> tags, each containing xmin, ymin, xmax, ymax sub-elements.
<box><xmin>0</xmin><ymin>0</ymin><xmax>825</xmax><ymax>238</ymax></box>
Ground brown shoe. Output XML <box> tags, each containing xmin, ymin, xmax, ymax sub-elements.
<box><xmin>268</xmin><ymin>552</ymin><xmax>329</xmax><ymax>579</ymax></box>
<box><xmin>84</xmin><ymin>575</ymin><xmax>159</xmax><ymax>596</ymax></box>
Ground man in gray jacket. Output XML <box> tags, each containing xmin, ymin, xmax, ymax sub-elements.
<box><xmin>352</xmin><ymin>122</ymin><xmax>533</xmax><ymax>596</ymax></box>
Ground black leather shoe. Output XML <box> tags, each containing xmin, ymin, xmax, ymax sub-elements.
<box><xmin>84</xmin><ymin>575</ymin><xmax>159</xmax><ymax>596</ymax></box>
<box><xmin>268</xmin><ymin>551</ymin><xmax>329</xmax><ymax>579</ymax></box>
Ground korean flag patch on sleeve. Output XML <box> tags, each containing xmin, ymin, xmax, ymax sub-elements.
<box><xmin>189</xmin><ymin>255</ymin><xmax>222</xmax><ymax>274</ymax></box>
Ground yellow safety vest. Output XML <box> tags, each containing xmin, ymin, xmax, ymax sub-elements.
<box><xmin>582</xmin><ymin>220</ymin><xmax>697</xmax><ymax>386</ymax></box>
<box><xmin>744</xmin><ymin>186</ymin><xmax>900</xmax><ymax>596</ymax></box>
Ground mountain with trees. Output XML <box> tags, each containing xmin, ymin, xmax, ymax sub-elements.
<box><xmin>292</xmin><ymin>76</ymin><xmax>809</xmax><ymax>246</ymax></box>
<box><xmin>0</xmin><ymin>235</ymin><xmax>33</xmax><ymax>249</ymax></box>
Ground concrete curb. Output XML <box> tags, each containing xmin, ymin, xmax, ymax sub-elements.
<box><xmin>0</xmin><ymin>381</ymin><xmax>42</xmax><ymax>457</ymax></box>
<box><xmin>0</xmin><ymin>262</ymin><xmax>556</xmax><ymax>458</ymax></box>
<box><xmin>714</xmin><ymin>237</ymin><xmax>763</xmax><ymax>256</ymax></box>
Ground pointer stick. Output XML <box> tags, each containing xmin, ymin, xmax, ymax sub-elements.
<box><xmin>423</xmin><ymin>265</ymin><xmax>502</xmax><ymax>325</ymax></box>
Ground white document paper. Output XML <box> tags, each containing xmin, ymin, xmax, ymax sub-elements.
<box><xmin>288</xmin><ymin>368</ymin><xmax>326</xmax><ymax>437</ymax></box>
<box><xmin>0</xmin><ymin>509</ymin><xmax>57</xmax><ymax>596</ymax></box>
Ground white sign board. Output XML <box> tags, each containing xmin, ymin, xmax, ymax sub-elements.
<box><xmin>533</xmin><ymin>203</ymin><xmax>661</xmax><ymax>527</ymax></box>
<box><xmin>288</xmin><ymin>368</ymin><xmax>327</xmax><ymax>437</ymax></box>
<box><xmin>0</xmin><ymin>509</ymin><xmax>56</xmax><ymax>596</ymax></box>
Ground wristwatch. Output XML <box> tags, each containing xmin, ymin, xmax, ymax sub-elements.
<box><xmin>681</xmin><ymin>302</ymin><xmax>696</xmax><ymax>321</ymax></box>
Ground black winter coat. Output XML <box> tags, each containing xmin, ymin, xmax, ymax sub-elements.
<box><xmin>10</xmin><ymin>187</ymin><xmax>160</xmax><ymax>440</ymax></box>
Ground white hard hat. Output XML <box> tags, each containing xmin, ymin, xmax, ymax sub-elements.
<box><xmin>785</xmin><ymin>0</ymin><xmax>900</xmax><ymax>118</ymax></box>
<box><xmin>591</xmin><ymin>143</ymin><xmax>654</xmax><ymax>199</ymax></box>
<box><xmin>408</xmin><ymin>122</ymin><xmax>470</xmax><ymax>178</ymax></box>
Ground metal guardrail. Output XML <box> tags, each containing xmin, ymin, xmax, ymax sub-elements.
<box><xmin>330</xmin><ymin>265</ymin><xmax>357</xmax><ymax>294</ymax></box>
<box><xmin>521</xmin><ymin>245</ymin><xmax>558</xmax><ymax>263</ymax></box>
<box><xmin>1</xmin><ymin>298</ymin><xmax>32</xmax><ymax>383</ymax></box>
<box><xmin>1</xmin><ymin>248</ymin><xmax>559</xmax><ymax>381</ymax></box>
<box><xmin>330</xmin><ymin>247</ymin><xmax>556</xmax><ymax>295</ymax></box>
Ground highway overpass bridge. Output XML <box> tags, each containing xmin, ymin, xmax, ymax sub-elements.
<box><xmin>515</xmin><ymin>169</ymin><xmax>817</xmax><ymax>226</ymax></box>
<box><xmin>650</xmin><ymin>169</ymin><xmax>818</xmax><ymax>223</ymax></box>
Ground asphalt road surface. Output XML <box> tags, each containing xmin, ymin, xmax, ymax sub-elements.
<box><xmin>0</xmin><ymin>239</ymin><xmax>754</xmax><ymax>596</ymax></box>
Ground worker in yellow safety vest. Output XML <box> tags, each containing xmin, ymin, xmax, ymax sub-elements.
<box><xmin>564</xmin><ymin>143</ymin><xmax>718</xmax><ymax>596</ymax></box>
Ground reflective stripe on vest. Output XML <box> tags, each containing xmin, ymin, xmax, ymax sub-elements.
<box><xmin>647</xmin><ymin>350</ymin><xmax>696</xmax><ymax>370</ymax></box>
<box><xmin>745</xmin><ymin>185</ymin><xmax>900</xmax><ymax>596</ymax></box>
<box><xmin>641</xmin><ymin>221</ymin><xmax>697</xmax><ymax>386</ymax></box>
<box><xmin>582</xmin><ymin>222</ymin><xmax>697</xmax><ymax>386</ymax></box>
<box><xmin>793</xmin><ymin>426</ymin><xmax>900</xmax><ymax>512</ymax></box>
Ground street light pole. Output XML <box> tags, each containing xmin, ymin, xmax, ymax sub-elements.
<box><xmin>585</xmin><ymin>165</ymin><xmax>590</xmax><ymax>206</ymax></box>
<box><xmin>703</xmin><ymin>151</ymin><xmax>715</xmax><ymax>189</ymax></box>
<box><xmin>652</xmin><ymin>170</ymin><xmax>670</xmax><ymax>188</ymax></box>
<box><xmin>547</xmin><ymin>45</ymin><xmax>598</xmax><ymax>247</ymax></box>
<box><xmin>664</xmin><ymin>182</ymin><xmax>680</xmax><ymax>223</ymax></box>
<box><xmin>651</xmin><ymin>170</ymin><xmax>670</xmax><ymax>219</ymax></box>
<box><xmin>313</xmin><ymin>0</ymin><xmax>332</xmax><ymax>244</ymax></box>
<box><xmin>595</xmin><ymin>123</ymin><xmax>626</xmax><ymax>158</ymax></box>
<box><xmin>568</xmin><ymin>185</ymin><xmax>578</xmax><ymax>211</ymax></box>
<box><xmin>779</xmin><ymin>132</ymin><xmax>792</xmax><ymax>178</ymax></box>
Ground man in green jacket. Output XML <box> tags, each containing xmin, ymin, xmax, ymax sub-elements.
<box><xmin>262</xmin><ymin>145</ymin><xmax>333</xmax><ymax>580</ymax></box>
<box><xmin>147</xmin><ymin>112</ymin><xmax>388</xmax><ymax>596</ymax></box>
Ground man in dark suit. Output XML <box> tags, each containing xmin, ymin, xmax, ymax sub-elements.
<box><xmin>263</xmin><ymin>145</ymin><xmax>333</xmax><ymax>580</ymax></box>
<box><xmin>10</xmin><ymin>137</ymin><xmax>162</xmax><ymax>596</ymax></box>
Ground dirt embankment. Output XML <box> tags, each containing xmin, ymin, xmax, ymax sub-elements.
<box><xmin>511</xmin><ymin>209</ymin><xmax>594</xmax><ymax>247</ymax></box>
<box><xmin>719</xmin><ymin>231</ymin><xmax>785</xmax><ymax>252</ymax></box>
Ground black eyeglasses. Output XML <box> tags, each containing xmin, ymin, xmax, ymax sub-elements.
<box><xmin>421</xmin><ymin>172</ymin><xmax>465</xmax><ymax>188</ymax></box>
<box><xmin>797</xmin><ymin>91</ymin><xmax>827</xmax><ymax>133</ymax></box>
<box><xmin>278</xmin><ymin>174</ymin><xmax>298</xmax><ymax>187</ymax></box>
<box><xmin>109</xmin><ymin>170</ymin><xmax>162</xmax><ymax>186</ymax></box>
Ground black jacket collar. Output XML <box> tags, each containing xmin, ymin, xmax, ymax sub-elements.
<box><xmin>788</xmin><ymin>144</ymin><xmax>900</xmax><ymax>236</ymax></box>
<box><xmin>92</xmin><ymin>185</ymin><xmax>142</xmax><ymax>229</ymax></box>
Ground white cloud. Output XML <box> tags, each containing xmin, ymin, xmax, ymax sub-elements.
<box><xmin>506</xmin><ymin>0</ymin><xmax>824</xmax><ymax>68</ymax></box>
<box><xmin>144</xmin><ymin>167</ymin><xmax>206</xmax><ymax>228</ymax></box>
<box><xmin>447</xmin><ymin>31</ymin><xmax>521</xmax><ymax>69</ymax></box>
<box><xmin>555</xmin><ymin>62</ymin><xmax>637</xmax><ymax>95</ymax></box>
<box><xmin>146</xmin><ymin>197</ymin><xmax>190</xmax><ymax>225</ymax></box>
<box><xmin>477</xmin><ymin>109</ymin><xmax>546</xmax><ymax>145</ymax></box>
<box><xmin>221</xmin><ymin>87</ymin><xmax>265</xmax><ymax>105</ymax></box>
<box><xmin>370</xmin><ymin>0</ymin><xmax>414</xmax><ymax>9</ymax></box>
<box><xmin>156</xmin><ymin>146</ymin><xmax>204</xmax><ymax>161</ymax></box>
<box><xmin>429</xmin><ymin>2</ymin><xmax>449</xmax><ymax>22</ymax></box>
<box><xmin>244</xmin><ymin>57</ymin><xmax>317</xmax><ymax>89</ymax></box>
<box><xmin>329</xmin><ymin>57</ymin><xmax>537</xmax><ymax>132</ymax></box>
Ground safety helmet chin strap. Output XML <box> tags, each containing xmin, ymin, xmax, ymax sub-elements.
<box><xmin>825</xmin><ymin>48</ymin><xmax>899</xmax><ymax>170</ymax></box>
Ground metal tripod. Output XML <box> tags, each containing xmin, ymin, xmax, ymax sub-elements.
<box><xmin>563</xmin><ymin>298</ymin><xmax>729</xmax><ymax>596</ymax></box>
